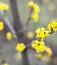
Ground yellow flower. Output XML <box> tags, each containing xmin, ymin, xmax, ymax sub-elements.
<box><xmin>3</xmin><ymin>63</ymin><xmax>9</xmax><ymax>65</ymax></box>
<box><xmin>0</xmin><ymin>2</ymin><xmax>8</xmax><ymax>11</ymax></box>
<box><xmin>31</xmin><ymin>13</ymin><xmax>39</xmax><ymax>22</ymax></box>
<box><xmin>33</xmin><ymin>4</ymin><xmax>40</xmax><ymax>13</ymax></box>
<box><xmin>32</xmin><ymin>40</ymin><xmax>45</xmax><ymax>52</ymax></box>
<box><xmin>45</xmin><ymin>46</ymin><xmax>52</xmax><ymax>56</ymax></box>
<box><xmin>0</xmin><ymin>21</ymin><xmax>4</xmax><ymax>31</ymax></box>
<box><xmin>6</xmin><ymin>32</ymin><xmax>13</xmax><ymax>40</ymax></box>
<box><xmin>16</xmin><ymin>43</ymin><xmax>26</xmax><ymax>52</ymax></box>
<box><xmin>28</xmin><ymin>1</ymin><xmax>34</xmax><ymax>8</ymax></box>
<box><xmin>28</xmin><ymin>1</ymin><xmax>40</xmax><ymax>13</ymax></box>
<box><xmin>36</xmin><ymin>28</ymin><xmax>49</xmax><ymax>40</ymax></box>
<box><xmin>36</xmin><ymin>53</ymin><xmax>43</xmax><ymax>60</ymax></box>
<box><xmin>26</xmin><ymin>31</ymin><xmax>34</xmax><ymax>39</ymax></box>
<box><xmin>48</xmin><ymin>21</ymin><xmax>57</xmax><ymax>33</ymax></box>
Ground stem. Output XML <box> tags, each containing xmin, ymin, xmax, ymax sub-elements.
<box><xmin>26</xmin><ymin>0</ymin><xmax>37</xmax><ymax>26</ymax></box>
<box><xmin>9</xmin><ymin>0</ymin><xmax>22</xmax><ymax>34</ymax></box>
<box><xmin>9</xmin><ymin>0</ymin><xmax>30</xmax><ymax>65</ymax></box>
<box><xmin>26</xmin><ymin>10</ymin><xmax>32</xmax><ymax>26</ymax></box>
<box><xmin>22</xmin><ymin>47</ymin><xmax>30</xmax><ymax>65</ymax></box>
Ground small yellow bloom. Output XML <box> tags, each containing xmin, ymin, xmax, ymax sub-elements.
<box><xmin>26</xmin><ymin>31</ymin><xmax>34</xmax><ymax>39</ymax></box>
<box><xmin>31</xmin><ymin>13</ymin><xmax>39</xmax><ymax>22</ymax></box>
<box><xmin>28</xmin><ymin>1</ymin><xmax>40</xmax><ymax>13</ymax></box>
<box><xmin>45</xmin><ymin>46</ymin><xmax>52</xmax><ymax>56</ymax></box>
<box><xmin>16</xmin><ymin>43</ymin><xmax>26</xmax><ymax>52</ymax></box>
<box><xmin>3</xmin><ymin>63</ymin><xmax>9</xmax><ymax>65</ymax></box>
<box><xmin>6</xmin><ymin>32</ymin><xmax>13</xmax><ymax>40</ymax></box>
<box><xmin>0</xmin><ymin>2</ymin><xmax>8</xmax><ymax>11</ymax></box>
<box><xmin>28</xmin><ymin>1</ymin><xmax>34</xmax><ymax>8</ymax></box>
<box><xmin>33</xmin><ymin>4</ymin><xmax>40</xmax><ymax>13</ymax></box>
<box><xmin>48</xmin><ymin>21</ymin><xmax>57</xmax><ymax>33</ymax></box>
<box><xmin>36</xmin><ymin>53</ymin><xmax>43</xmax><ymax>60</ymax></box>
<box><xmin>0</xmin><ymin>21</ymin><xmax>4</xmax><ymax>31</ymax></box>
<box><xmin>36</xmin><ymin>28</ymin><xmax>49</xmax><ymax>40</ymax></box>
<box><xmin>32</xmin><ymin>40</ymin><xmax>45</xmax><ymax>52</ymax></box>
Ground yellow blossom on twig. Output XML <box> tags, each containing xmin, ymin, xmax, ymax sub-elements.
<box><xmin>45</xmin><ymin>46</ymin><xmax>52</xmax><ymax>56</ymax></box>
<box><xmin>35</xmin><ymin>53</ymin><xmax>43</xmax><ymax>60</ymax></box>
<box><xmin>16</xmin><ymin>43</ymin><xmax>26</xmax><ymax>52</ymax></box>
<box><xmin>48</xmin><ymin>21</ymin><xmax>57</xmax><ymax>33</ymax></box>
<box><xmin>33</xmin><ymin>4</ymin><xmax>40</xmax><ymax>13</ymax></box>
<box><xmin>26</xmin><ymin>31</ymin><xmax>34</xmax><ymax>39</ymax></box>
<box><xmin>28</xmin><ymin>1</ymin><xmax>34</xmax><ymax>8</ymax></box>
<box><xmin>31</xmin><ymin>13</ymin><xmax>39</xmax><ymax>22</ymax></box>
<box><xmin>36</xmin><ymin>28</ymin><xmax>49</xmax><ymax>40</ymax></box>
<box><xmin>32</xmin><ymin>40</ymin><xmax>45</xmax><ymax>52</ymax></box>
<box><xmin>0</xmin><ymin>2</ymin><xmax>8</xmax><ymax>11</ymax></box>
<box><xmin>0</xmin><ymin>21</ymin><xmax>4</xmax><ymax>31</ymax></box>
<box><xmin>6</xmin><ymin>32</ymin><xmax>13</xmax><ymax>40</ymax></box>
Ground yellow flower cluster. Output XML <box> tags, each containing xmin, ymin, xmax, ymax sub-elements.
<box><xmin>36</xmin><ymin>53</ymin><xmax>43</xmax><ymax>60</ymax></box>
<box><xmin>26</xmin><ymin>31</ymin><xmax>34</xmax><ymax>39</ymax></box>
<box><xmin>36</xmin><ymin>28</ymin><xmax>49</xmax><ymax>40</ymax></box>
<box><xmin>32</xmin><ymin>40</ymin><xmax>45</xmax><ymax>52</ymax></box>
<box><xmin>33</xmin><ymin>4</ymin><xmax>40</xmax><ymax>13</ymax></box>
<box><xmin>0</xmin><ymin>1</ymin><xmax>8</xmax><ymax>11</ymax></box>
<box><xmin>28</xmin><ymin>1</ymin><xmax>34</xmax><ymax>9</ymax></box>
<box><xmin>32</xmin><ymin>21</ymin><xmax>56</xmax><ymax>55</ymax></box>
<box><xmin>48</xmin><ymin>21</ymin><xmax>57</xmax><ymax>33</ymax></box>
<box><xmin>16</xmin><ymin>43</ymin><xmax>26</xmax><ymax>52</ymax></box>
<box><xmin>28</xmin><ymin>1</ymin><xmax>40</xmax><ymax>13</ymax></box>
<box><xmin>34</xmin><ymin>46</ymin><xmax>52</xmax><ymax>61</ymax></box>
<box><xmin>0</xmin><ymin>21</ymin><xmax>4</xmax><ymax>31</ymax></box>
<box><xmin>28</xmin><ymin>1</ymin><xmax>40</xmax><ymax>22</ymax></box>
<box><xmin>31</xmin><ymin>13</ymin><xmax>39</xmax><ymax>22</ymax></box>
<box><xmin>45</xmin><ymin>46</ymin><xmax>52</xmax><ymax>56</ymax></box>
<box><xmin>6</xmin><ymin>32</ymin><xmax>13</xmax><ymax>40</ymax></box>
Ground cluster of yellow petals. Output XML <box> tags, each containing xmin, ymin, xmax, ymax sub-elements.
<box><xmin>36</xmin><ymin>28</ymin><xmax>49</xmax><ymax>40</ymax></box>
<box><xmin>0</xmin><ymin>21</ymin><xmax>4</xmax><ymax>31</ymax></box>
<box><xmin>28</xmin><ymin>1</ymin><xmax>40</xmax><ymax>22</ymax></box>
<box><xmin>6</xmin><ymin>32</ymin><xmax>13</xmax><ymax>40</ymax></box>
<box><xmin>0</xmin><ymin>1</ymin><xmax>8</xmax><ymax>11</ymax></box>
<box><xmin>36</xmin><ymin>53</ymin><xmax>43</xmax><ymax>60</ymax></box>
<box><xmin>31</xmin><ymin>13</ymin><xmax>39</xmax><ymax>22</ymax></box>
<box><xmin>26</xmin><ymin>31</ymin><xmax>34</xmax><ymax>39</ymax></box>
<box><xmin>16</xmin><ymin>43</ymin><xmax>26</xmax><ymax>52</ymax></box>
<box><xmin>45</xmin><ymin>46</ymin><xmax>52</xmax><ymax>56</ymax></box>
<box><xmin>32</xmin><ymin>40</ymin><xmax>45</xmax><ymax>52</ymax></box>
<box><xmin>33</xmin><ymin>4</ymin><xmax>40</xmax><ymax>13</ymax></box>
<box><xmin>48</xmin><ymin>21</ymin><xmax>57</xmax><ymax>33</ymax></box>
<box><xmin>28</xmin><ymin>1</ymin><xmax>40</xmax><ymax>13</ymax></box>
<box><xmin>28</xmin><ymin>1</ymin><xmax>34</xmax><ymax>8</ymax></box>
